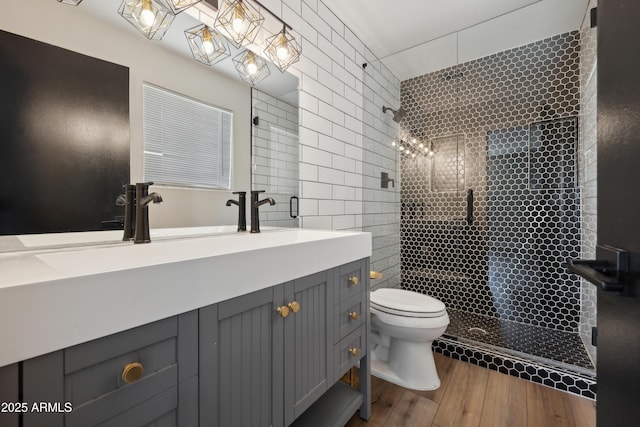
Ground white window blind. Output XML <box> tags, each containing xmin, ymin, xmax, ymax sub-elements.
<box><xmin>143</xmin><ymin>83</ymin><xmax>233</xmax><ymax>189</ymax></box>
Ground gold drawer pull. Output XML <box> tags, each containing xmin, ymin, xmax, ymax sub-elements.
<box><xmin>349</xmin><ymin>311</ymin><xmax>359</xmax><ymax>321</ymax></box>
<box><xmin>348</xmin><ymin>276</ymin><xmax>359</xmax><ymax>285</ymax></box>
<box><xmin>288</xmin><ymin>301</ymin><xmax>300</xmax><ymax>313</ymax></box>
<box><xmin>276</xmin><ymin>305</ymin><xmax>290</xmax><ymax>318</ymax></box>
<box><xmin>348</xmin><ymin>347</ymin><xmax>359</xmax><ymax>357</ymax></box>
<box><xmin>122</xmin><ymin>362</ymin><xmax>144</xmax><ymax>384</ymax></box>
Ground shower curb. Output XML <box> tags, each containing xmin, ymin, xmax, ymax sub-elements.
<box><xmin>434</xmin><ymin>337</ymin><xmax>597</xmax><ymax>400</ymax></box>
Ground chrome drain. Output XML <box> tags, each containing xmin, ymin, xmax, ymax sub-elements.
<box><xmin>468</xmin><ymin>327</ymin><xmax>488</xmax><ymax>335</ymax></box>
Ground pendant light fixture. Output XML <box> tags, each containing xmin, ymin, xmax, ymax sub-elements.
<box><xmin>163</xmin><ymin>0</ymin><xmax>202</xmax><ymax>14</ymax></box>
<box><xmin>118</xmin><ymin>0</ymin><xmax>175</xmax><ymax>40</ymax></box>
<box><xmin>57</xmin><ymin>0</ymin><xmax>83</xmax><ymax>5</ymax></box>
<box><xmin>264</xmin><ymin>24</ymin><xmax>302</xmax><ymax>73</ymax></box>
<box><xmin>185</xmin><ymin>25</ymin><xmax>230</xmax><ymax>66</ymax></box>
<box><xmin>233</xmin><ymin>50</ymin><xmax>270</xmax><ymax>86</ymax></box>
<box><xmin>214</xmin><ymin>0</ymin><xmax>264</xmax><ymax>48</ymax></box>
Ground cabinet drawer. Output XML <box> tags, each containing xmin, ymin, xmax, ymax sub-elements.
<box><xmin>335</xmin><ymin>293</ymin><xmax>365</xmax><ymax>342</ymax></box>
<box><xmin>64</xmin><ymin>316</ymin><xmax>178</xmax><ymax>406</ymax></box>
<box><xmin>336</xmin><ymin>260</ymin><xmax>365</xmax><ymax>303</ymax></box>
<box><xmin>64</xmin><ymin>312</ymin><xmax>197</xmax><ymax>426</ymax></box>
<box><xmin>333</xmin><ymin>325</ymin><xmax>366</xmax><ymax>381</ymax></box>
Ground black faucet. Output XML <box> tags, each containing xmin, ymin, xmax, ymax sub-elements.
<box><xmin>134</xmin><ymin>182</ymin><xmax>163</xmax><ymax>244</ymax></box>
<box><xmin>226</xmin><ymin>191</ymin><xmax>247</xmax><ymax>231</ymax></box>
<box><xmin>250</xmin><ymin>190</ymin><xmax>275</xmax><ymax>233</ymax></box>
<box><xmin>116</xmin><ymin>184</ymin><xmax>136</xmax><ymax>241</ymax></box>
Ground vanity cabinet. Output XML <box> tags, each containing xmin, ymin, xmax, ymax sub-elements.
<box><xmin>21</xmin><ymin>312</ymin><xmax>198</xmax><ymax>427</ymax></box>
<box><xmin>11</xmin><ymin>258</ymin><xmax>370</xmax><ymax>427</ymax></box>
<box><xmin>0</xmin><ymin>363</ymin><xmax>19</xmax><ymax>427</ymax></box>
<box><xmin>200</xmin><ymin>259</ymin><xmax>370</xmax><ymax>427</ymax></box>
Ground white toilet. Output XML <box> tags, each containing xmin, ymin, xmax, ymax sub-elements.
<box><xmin>370</xmin><ymin>288</ymin><xmax>449</xmax><ymax>391</ymax></box>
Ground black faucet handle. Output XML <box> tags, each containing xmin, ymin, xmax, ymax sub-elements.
<box><xmin>232</xmin><ymin>191</ymin><xmax>247</xmax><ymax>195</ymax></box>
<box><xmin>251</xmin><ymin>190</ymin><xmax>266</xmax><ymax>194</ymax></box>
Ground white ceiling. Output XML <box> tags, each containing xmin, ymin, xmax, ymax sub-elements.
<box><xmin>322</xmin><ymin>0</ymin><xmax>591</xmax><ymax>81</ymax></box>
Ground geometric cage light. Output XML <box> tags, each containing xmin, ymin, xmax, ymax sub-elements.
<box><xmin>118</xmin><ymin>0</ymin><xmax>175</xmax><ymax>41</ymax></box>
<box><xmin>185</xmin><ymin>24</ymin><xmax>230</xmax><ymax>66</ymax></box>
<box><xmin>232</xmin><ymin>49</ymin><xmax>270</xmax><ymax>86</ymax></box>
<box><xmin>264</xmin><ymin>25</ymin><xmax>301</xmax><ymax>73</ymax></box>
<box><xmin>214</xmin><ymin>0</ymin><xmax>264</xmax><ymax>48</ymax></box>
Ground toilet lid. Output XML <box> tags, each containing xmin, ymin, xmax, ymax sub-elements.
<box><xmin>370</xmin><ymin>288</ymin><xmax>446</xmax><ymax>317</ymax></box>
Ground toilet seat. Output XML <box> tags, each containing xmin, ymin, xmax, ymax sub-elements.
<box><xmin>371</xmin><ymin>288</ymin><xmax>446</xmax><ymax>318</ymax></box>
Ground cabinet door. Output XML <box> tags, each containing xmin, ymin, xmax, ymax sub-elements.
<box><xmin>200</xmin><ymin>286</ymin><xmax>284</xmax><ymax>427</ymax></box>
<box><xmin>0</xmin><ymin>363</ymin><xmax>19</xmax><ymax>427</ymax></box>
<box><xmin>283</xmin><ymin>270</ymin><xmax>333</xmax><ymax>425</ymax></box>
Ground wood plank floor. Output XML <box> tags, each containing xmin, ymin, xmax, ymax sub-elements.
<box><xmin>345</xmin><ymin>353</ymin><xmax>596</xmax><ymax>427</ymax></box>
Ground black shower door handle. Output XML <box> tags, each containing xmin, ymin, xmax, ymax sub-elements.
<box><xmin>290</xmin><ymin>196</ymin><xmax>299</xmax><ymax>219</ymax></box>
<box><xmin>466</xmin><ymin>189</ymin><xmax>474</xmax><ymax>225</ymax></box>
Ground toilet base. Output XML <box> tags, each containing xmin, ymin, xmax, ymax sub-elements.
<box><xmin>370</xmin><ymin>340</ymin><xmax>441</xmax><ymax>391</ymax></box>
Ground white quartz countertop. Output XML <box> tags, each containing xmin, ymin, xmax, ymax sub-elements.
<box><xmin>0</xmin><ymin>228</ymin><xmax>372</xmax><ymax>367</ymax></box>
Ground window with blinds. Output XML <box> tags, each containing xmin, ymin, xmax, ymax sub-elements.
<box><xmin>143</xmin><ymin>83</ymin><xmax>233</xmax><ymax>190</ymax></box>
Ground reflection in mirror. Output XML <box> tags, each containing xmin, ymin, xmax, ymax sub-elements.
<box><xmin>251</xmin><ymin>87</ymin><xmax>299</xmax><ymax>228</ymax></box>
<box><xmin>0</xmin><ymin>0</ymin><xmax>300</xmax><ymax>252</ymax></box>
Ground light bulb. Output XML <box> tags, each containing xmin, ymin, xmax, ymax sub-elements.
<box><xmin>411</xmin><ymin>152</ymin><xmax>416</xmax><ymax>158</ymax></box>
<box><xmin>418</xmin><ymin>143</ymin><xmax>424</xmax><ymax>149</ymax></box>
<box><xmin>245</xmin><ymin>53</ymin><xmax>258</xmax><ymax>75</ymax></box>
<box><xmin>140</xmin><ymin>0</ymin><xmax>156</xmax><ymax>28</ymax></box>
<box><xmin>232</xmin><ymin>2</ymin><xmax>245</xmax><ymax>34</ymax></box>
<box><xmin>202</xmin><ymin>28</ymin><xmax>214</xmax><ymax>56</ymax></box>
<box><xmin>276</xmin><ymin>33</ymin><xmax>290</xmax><ymax>60</ymax></box>
<box><xmin>399</xmin><ymin>146</ymin><xmax>405</xmax><ymax>151</ymax></box>
<box><xmin>410</xmin><ymin>137</ymin><xmax>417</xmax><ymax>144</ymax></box>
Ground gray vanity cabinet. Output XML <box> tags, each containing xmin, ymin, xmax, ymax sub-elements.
<box><xmin>11</xmin><ymin>258</ymin><xmax>370</xmax><ymax>427</ymax></box>
<box><xmin>199</xmin><ymin>286</ymin><xmax>285</xmax><ymax>427</ymax></box>
<box><xmin>283</xmin><ymin>270</ymin><xmax>333</xmax><ymax>425</ymax></box>
<box><xmin>0</xmin><ymin>363</ymin><xmax>19</xmax><ymax>427</ymax></box>
<box><xmin>21</xmin><ymin>311</ymin><xmax>198</xmax><ymax>427</ymax></box>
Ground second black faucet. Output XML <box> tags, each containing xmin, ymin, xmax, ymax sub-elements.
<box><xmin>251</xmin><ymin>190</ymin><xmax>275</xmax><ymax>233</ymax></box>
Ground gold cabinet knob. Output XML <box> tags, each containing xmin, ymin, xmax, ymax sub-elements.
<box><xmin>348</xmin><ymin>276</ymin><xmax>359</xmax><ymax>285</ymax></box>
<box><xmin>276</xmin><ymin>305</ymin><xmax>290</xmax><ymax>318</ymax></box>
<box><xmin>348</xmin><ymin>347</ymin><xmax>359</xmax><ymax>357</ymax></box>
<box><xmin>370</xmin><ymin>271</ymin><xmax>383</xmax><ymax>280</ymax></box>
<box><xmin>288</xmin><ymin>301</ymin><xmax>300</xmax><ymax>313</ymax></box>
<box><xmin>349</xmin><ymin>311</ymin><xmax>359</xmax><ymax>321</ymax></box>
<box><xmin>122</xmin><ymin>362</ymin><xmax>144</xmax><ymax>384</ymax></box>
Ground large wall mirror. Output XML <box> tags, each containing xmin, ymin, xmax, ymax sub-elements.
<box><xmin>0</xmin><ymin>0</ymin><xmax>299</xmax><ymax>252</ymax></box>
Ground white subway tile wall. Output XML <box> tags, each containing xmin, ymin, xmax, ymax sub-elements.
<box><xmin>363</xmin><ymin>57</ymin><xmax>402</xmax><ymax>290</ymax></box>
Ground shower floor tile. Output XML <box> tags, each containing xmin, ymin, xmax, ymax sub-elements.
<box><xmin>445</xmin><ymin>309</ymin><xmax>595</xmax><ymax>372</ymax></box>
